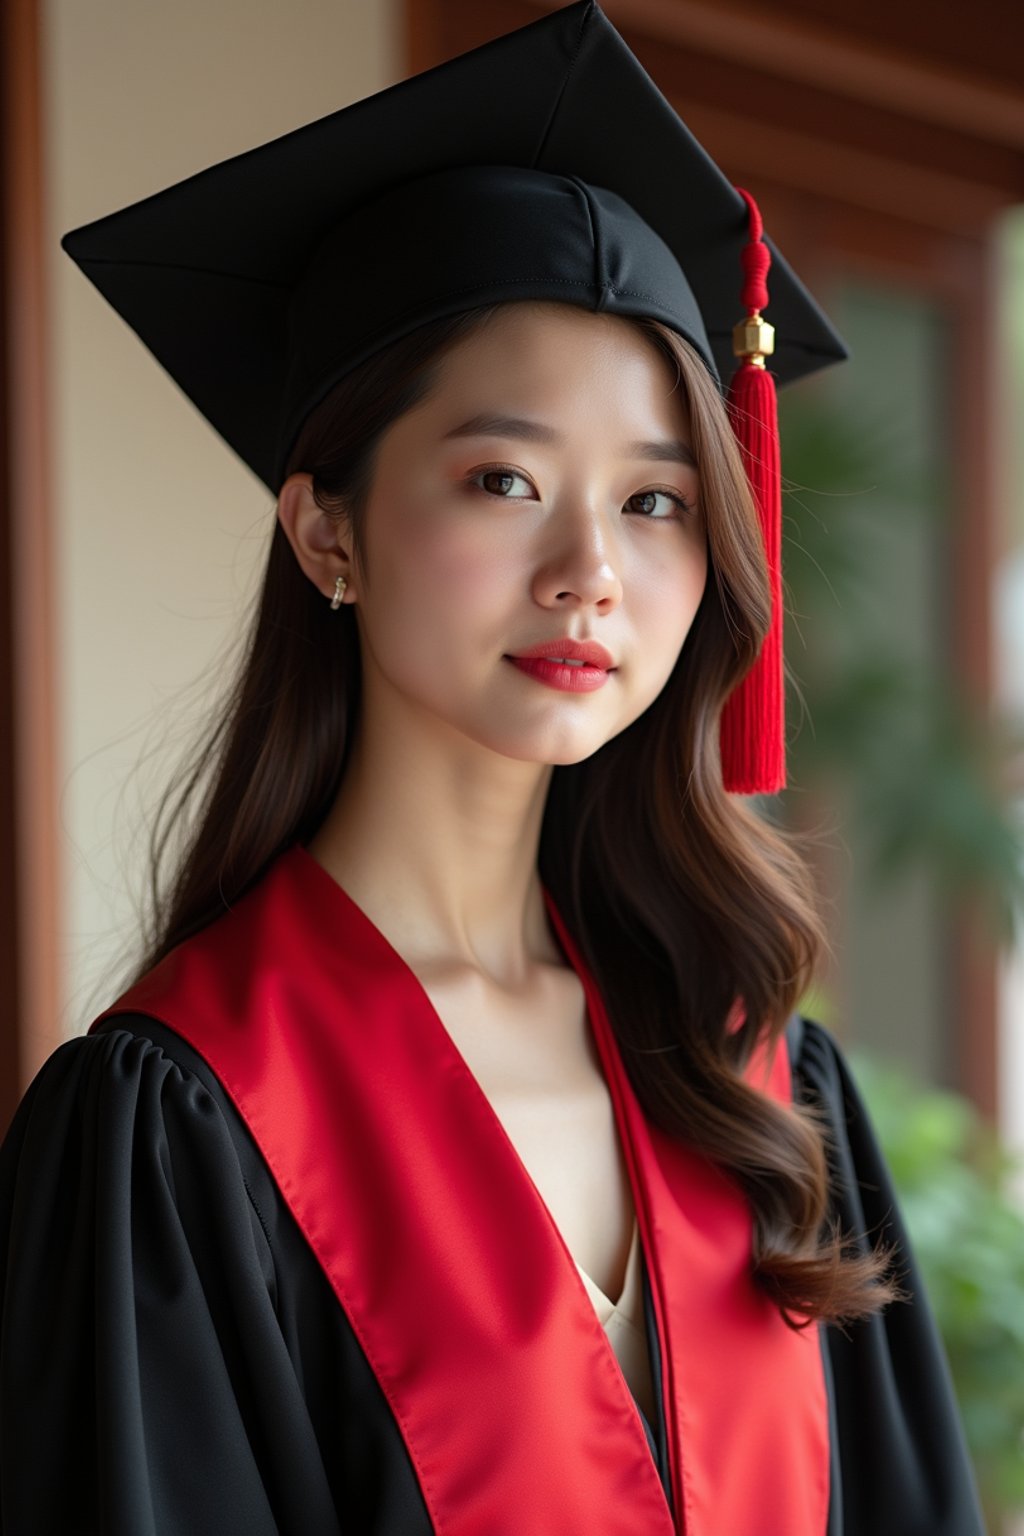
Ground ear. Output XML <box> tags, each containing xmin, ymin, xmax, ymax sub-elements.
<box><xmin>276</xmin><ymin>472</ymin><xmax>356</xmax><ymax>603</ymax></box>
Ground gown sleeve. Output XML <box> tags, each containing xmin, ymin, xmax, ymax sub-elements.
<box><xmin>792</xmin><ymin>1016</ymin><xmax>988</xmax><ymax>1536</ymax></box>
<box><xmin>0</xmin><ymin>1026</ymin><xmax>345</xmax><ymax>1536</ymax></box>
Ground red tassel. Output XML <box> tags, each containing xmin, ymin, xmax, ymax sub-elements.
<box><xmin>720</xmin><ymin>189</ymin><xmax>786</xmax><ymax>795</ymax></box>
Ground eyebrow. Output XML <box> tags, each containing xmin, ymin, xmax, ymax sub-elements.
<box><xmin>441</xmin><ymin>412</ymin><xmax>697</xmax><ymax>469</ymax></box>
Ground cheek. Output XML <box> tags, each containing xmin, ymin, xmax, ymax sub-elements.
<box><xmin>364</xmin><ymin>490</ymin><xmax>519</xmax><ymax>658</ymax></box>
<box><xmin>393</xmin><ymin>516</ymin><xmax>514</xmax><ymax>609</ymax></box>
<box><xmin>620</xmin><ymin>537</ymin><xmax>707</xmax><ymax>703</ymax></box>
<box><xmin>680</xmin><ymin>540</ymin><xmax>710</xmax><ymax>622</ymax></box>
<box><xmin>633</xmin><ymin>533</ymin><xmax>708</xmax><ymax>640</ymax></box>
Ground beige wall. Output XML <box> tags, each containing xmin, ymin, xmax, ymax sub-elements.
<box><xmin>44</xmin><ymin>0</ymin><xmax>400</xmax><ymax>1036</ymax></box>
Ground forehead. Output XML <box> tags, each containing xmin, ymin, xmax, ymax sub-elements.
<box><xmin>423</xmin><ymin>302</ymin><xmax>687</xmax><ymax>425</ymax></box>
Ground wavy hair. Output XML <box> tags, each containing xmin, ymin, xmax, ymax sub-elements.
<box><xmin>125</xmin><ymin>300</ymin><xmax>899</xmax><ymax>1327</ymax></box>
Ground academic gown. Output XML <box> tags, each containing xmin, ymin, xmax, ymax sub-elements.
<box><xmin>0</xmin><ymin>847</ymin><xmax>986</xmax><ymax>1536</ymax></box>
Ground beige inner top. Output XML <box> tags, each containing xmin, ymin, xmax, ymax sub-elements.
<box><xmin>573</xmin><ymin>1216</ymin><xmax>657</xmax><ymax>1428</ymax></box>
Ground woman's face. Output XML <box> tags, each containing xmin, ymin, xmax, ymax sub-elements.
<box><xmin>307</xmin><ymin>302</ymin><xmax>708</xmax><ymax>768</ymax></box>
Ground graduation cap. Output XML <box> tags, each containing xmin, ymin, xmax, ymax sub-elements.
<box><xmin>60</xmin><ymin>0</ymin><xmax>848</xmax><ymax>795</ymax></box>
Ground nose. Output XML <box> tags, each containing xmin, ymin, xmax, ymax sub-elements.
<box><xmin>530</xmin><ymin>500</ymin><xmax>624</xmax><ymax>613</ymax></box>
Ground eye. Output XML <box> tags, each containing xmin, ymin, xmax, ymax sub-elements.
<box><xmin>626</xmin><ymin>488</ymin><xmax>696</xmax><ymax>520</ymax></box>
<box><xmin>469</xmin><ymin>465</ymin><xmax>536</xmax><ymax>498</ymax></box>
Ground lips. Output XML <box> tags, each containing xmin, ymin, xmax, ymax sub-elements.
<box><xmin>508</xmin><ymin>637</ymin><xmax>615</xmax><ymax>670</ymax></box>
<box><xmin>504</xmin><ymin>636</ymin><xmax>616</xmax><ymax>696</ymax></box>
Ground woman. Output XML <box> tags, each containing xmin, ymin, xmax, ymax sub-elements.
<box><xmin>0</xmin><ymin>4</ymin><xmax>985</xmax><ymax>1534</ymax></box>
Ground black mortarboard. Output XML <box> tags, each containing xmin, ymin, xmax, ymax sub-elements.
<box><xmin>60</xmin><ymin>0</ymin><xmax>845</xmax><ymax>495</ymax></box>
<box><xmin>60</xmin><ymin>0</ymin><xmax>849</xmax><ymax>794</ymax></box>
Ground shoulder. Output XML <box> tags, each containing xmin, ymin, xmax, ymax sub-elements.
<box><xmin>89</xmin><ymin>1010</ymin><xmax>244</xmax><ymax>1105</ymax></box>
<box><xmin>2</xmin><ymin>1015</ymin><xmax>278</xmax><ymax>1253</ymax></box>
<box><xmin>784</xmin><ymin>1010</ymin><xmax>839</xmax><ymax>1076</ymax></box>
<box><xmin>785</xmin><ymin>1011</ymin><xmax>864</xmax><ymax>1122</ymax></box>
<box><xmin>783</xmin><ymin>1012</ymin><xmax>910</xmax><ymax>1251</ymax></box>
<box><xmin>6</xmin><ymin>1013</ymin><xmax>242</xmax><ymax>1143</ymax></box>
<box><xmin>2</xmin><ymin>1017</ymin><xmax>201</xmax><ymax>1150</ymax></box>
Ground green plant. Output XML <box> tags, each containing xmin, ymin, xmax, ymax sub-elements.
<box><xmin>850</xmin><ymin>1049</ymin><xmax>1024</xmax><ymax>1521</ymax></box>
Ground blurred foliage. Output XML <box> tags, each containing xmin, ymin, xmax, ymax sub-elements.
<box><xmin>778</xmin><ymin>393</ymin><xmax>1024</xmax><ymax>945</ymax></box>
<box><xmin>851</xmin><ymin>1050</ymin><xmax>1024</xmax><ymax>1519</ymax></box>
<box><xmin>778</xmin><ymin>386</ymin><xmax>1024</xmax><ymax>1521</ymax></box>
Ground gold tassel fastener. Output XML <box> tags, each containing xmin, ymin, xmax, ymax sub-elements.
<box><xmin>732</xmin><ymin>312</ymin><xmax>775</xmax><ymax>370</ymax></box>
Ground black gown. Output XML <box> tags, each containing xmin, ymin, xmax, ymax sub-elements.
<box><xmin>0</xmin><ymin>1010</ymin><xmax>986</xmax><ymax>1535</ymax></box>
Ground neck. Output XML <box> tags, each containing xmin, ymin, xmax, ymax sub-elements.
<box><xmin>305</xmin><ymin>707</ymin><xmax>560</xmax><ymax>986</ymax></box>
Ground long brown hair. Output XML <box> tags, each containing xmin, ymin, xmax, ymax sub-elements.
<box><xmin>124</xmin><ymin>300</ymin><xmax>899</xmax><ymax>1327</ymax></box>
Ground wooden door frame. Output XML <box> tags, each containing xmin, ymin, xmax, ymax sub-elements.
<box><xmin>1</xmin><ymin>0</ymin><xmax>60</xmax><ymax>1132</ymax></box>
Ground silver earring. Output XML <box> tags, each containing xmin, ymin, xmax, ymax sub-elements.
<box><xmin>330</xmin><ymin>575</ymin><xmax>348</xmax><ymax>610</ymax></box>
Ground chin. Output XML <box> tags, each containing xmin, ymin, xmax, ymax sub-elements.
<box><xmin>483</xmin><ymin>725</ymin><xmax>619</xmax><ymax>768</ymax></box>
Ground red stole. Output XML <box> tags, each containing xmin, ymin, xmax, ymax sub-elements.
<box><xmin>92</xmin><ymin>843</ymin><xmax>829</xmax><ymax>1534</ymax></box>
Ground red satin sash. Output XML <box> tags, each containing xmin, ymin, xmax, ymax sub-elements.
<box><xmin>92</xmin><ymin>843</ymin><xmax>829</xmax><ymax>1534</ymax></box>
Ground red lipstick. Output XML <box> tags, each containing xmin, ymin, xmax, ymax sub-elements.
<box><xmin>505</xmin><ymin>637</ymin><xmax>616</xmax><ymax>694</ymax></box>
